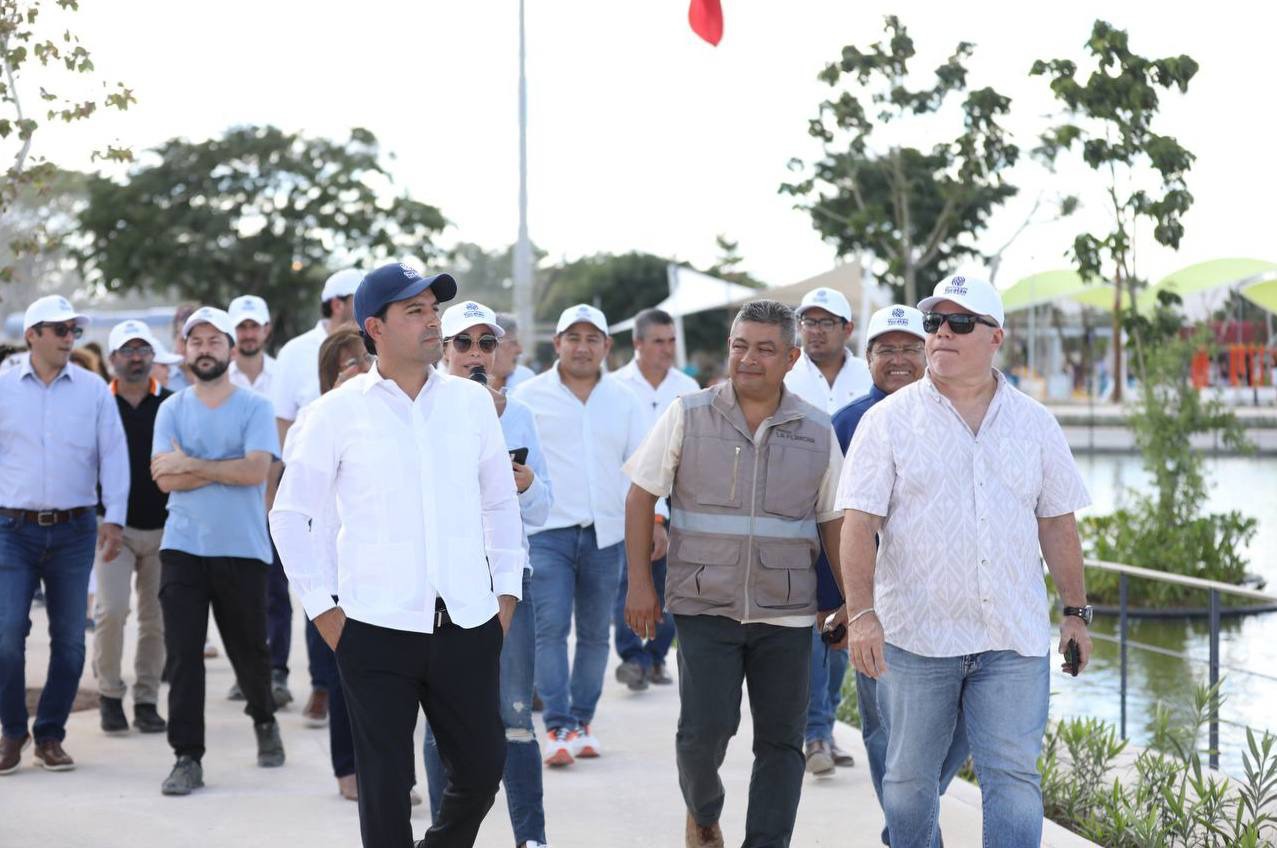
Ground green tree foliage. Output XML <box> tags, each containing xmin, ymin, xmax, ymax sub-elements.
<box><xmin>1</xmin><ymin>0</ymin><xmax>135</xmax><ymax>281</ymax></box>
<box><xmin>781</xmin><ymin>15</ymin><xmax>1019</xmax><ymax>304</ymax></box>
<box><xmin>1032</xmin><ymin>19</ymin><xmax>1198</xmax><ymax>401</ymax></box>
<box><xmin>76</xmin><ymin>125</ymin><xmax>446</xmax><ymax>344</ymax></box>
<box><xmin>1079</xmin><ymin>293</ymin><xmax>1256</xmax><ymax>605</ymax></box>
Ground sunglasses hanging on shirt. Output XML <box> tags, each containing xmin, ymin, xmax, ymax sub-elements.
<box><xmin>921</xmin><ymin>312</ymin><xmax>998</xmax><ymax>335</ymax></box>
<box><xmin>449</xmin><ymin>333</ymin><xmax>498</xmax><ymax>353</ymax></box>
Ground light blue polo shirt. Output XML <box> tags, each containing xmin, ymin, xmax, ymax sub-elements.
<box><xmin>153</xmin><ymin>387</ymin><xmax>279</xmax><ymax>564</ymax></box>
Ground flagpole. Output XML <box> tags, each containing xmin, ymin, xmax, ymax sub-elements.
<box><xmin>513</xmin><ymin>0</ymin><xmax>534</xmax><ymax>357</ymax></box>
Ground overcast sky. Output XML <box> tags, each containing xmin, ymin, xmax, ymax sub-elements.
<box><xmin>27</xmin><ymin>0</ymin><xmax>1277</xmax><ymax>294</ymax></box>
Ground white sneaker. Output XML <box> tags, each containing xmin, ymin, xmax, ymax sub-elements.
<box><xmin>521</xmin><ymin>843</ymin><xmax>549</xmax><ymax>848</ymax></box>
<box><xmin>543</xmin><ymin>728</ymin><xmax>574</xmax><ymax>767</ymax></box>
<box><xmin>570</xmin><ymin>725</ymin><xmax>600</xmax><ymax>759</ymax></box>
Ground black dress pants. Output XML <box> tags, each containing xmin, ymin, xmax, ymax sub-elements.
<box><xmin>158</xmin><ymin>550</ymin><xmax>276</xmax><ymax>760</ymax></box>
<box><xmin>337</xmin><ymin>613</ymin><xmax>505</xmax><ymax>848</ymax></box>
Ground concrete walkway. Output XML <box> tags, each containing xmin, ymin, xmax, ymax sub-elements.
<box><xmin>3</xmin><ymin>601</ymin><xmax>1095</xmax><ymax>847</ymax></box>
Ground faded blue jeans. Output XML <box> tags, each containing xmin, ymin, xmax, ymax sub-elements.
<box><xmin>0</xmin><ymin>512</ymin><xmax>97</xmax><ymax>743</ymax></box>
<box><xmin>858</xmin><ymin>669</ymin><xmax>971</xmax><ymax>847</ymax></box>
<box><xmin>805</xmin><ymin>625</ymin><xmax>849</xmax><ymax>744</ymax></box>
<box><xmin>529</xmin><ymin>525</ymin><xmax>622</xmax><ymax>732</ymax></box>
<box><xmin>424</xmin><ymin>570</ymin><xmax>545</xmax><ymax>846</ymax></box>
<box><xmin>877</xmin><ymin>644</ymin><xmax>1049</xmax><ymax>848</ymax></box>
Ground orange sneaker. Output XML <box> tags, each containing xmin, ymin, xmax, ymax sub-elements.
<box><xmin>571</xmin><ymin>724</ymin><xmax>600</xmax><ymax>759</ymax></box>
<box><xmin>543</xmin><ymin>727</ymin><xmax>575</xmax><ymax>767</ymax></box>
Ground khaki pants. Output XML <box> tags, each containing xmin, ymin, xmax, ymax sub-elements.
<box><xmin>92</xmin><ymin>527</ymin><xmax>165</xmax><ymax>704</ymax></box>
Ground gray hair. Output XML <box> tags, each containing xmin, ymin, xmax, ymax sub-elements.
<box><xmin>731</xmin><ymin>299</ymin><xmax>797</xmax><ymax>348</ymax></box>
<box><xmin>634</xmin><ymin>308</ymin><xmax>675</xmax><ymax>341</ymax></box>
<box><xmin>495</xmin><ymin>313</ymin><xmax>518</xmax><ymax>335</ymax></box>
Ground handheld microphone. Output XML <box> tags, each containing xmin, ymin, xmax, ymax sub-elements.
<box><xmin>469</xmin><ymin>365</ymin><xmax>488</xmax><ymax>386</ymax></box>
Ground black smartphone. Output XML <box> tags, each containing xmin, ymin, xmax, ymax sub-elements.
<box><xmin>820</xmin><ymin>622</ymin><xmax>846</xmax><ymax>646</ymax></box>
<box><xmin>509</xmin><ymin>447</ymin><xmax>529</xmax><ymax>465</ymax></box>
<box><xmin>1063</xmin><ymin>639</ymin><xmax>1081</xmax><ymax>677</ymax></box>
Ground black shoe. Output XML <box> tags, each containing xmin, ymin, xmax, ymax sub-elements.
<box><xmin>99</xmin><ymin>696</ymin><xmax>129</xmax><ymax>735</ymax></box>
<box><xmin>254</xmin><ymin>721</ymin><xmax>285</xmax><ymax>768</ymax></box>
<box><xmin>161</xmin><ymin>756</ymin><xmax>203</xmax><ymax>796</ymax></box>
<box><xmin>134</xmin><ymin>703</ymin><xmax>167</xmax><ymax>734</ymax></box>
<box><xmin>830</xmin><ymin>741</ymin><xmax>856</xmax><ymax>768</ymax></box>
<box><xmin>614</xmin><ymin>659</ymin><xmax>649</xmax><ymax>691</ymax></box>
<box><xmin>226</xmin><ymin>681</ymin><xmax>245</xmax><ymax>701</ymax></box>
<box><xmin>271</xmin><ymin>669</ymin><xmax>293</xmax><ymax>708</ymax></box>
<box><xmin>648</xmin><ymin>661</ymin><xmax>674</xmax><ymax>685</ymax></box>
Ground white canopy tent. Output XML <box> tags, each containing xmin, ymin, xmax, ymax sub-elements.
<box><xmin>610</xmin><ymin>260</ymin><xmax>884</xmax><ymax>367</ymax></box>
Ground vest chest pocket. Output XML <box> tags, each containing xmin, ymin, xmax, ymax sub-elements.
<box><xmin>685</xmin><ymin>436</ymin><xmax>746</xmax><ymax>509</ymax></box>
<box><xmin>762</xmin><ymin>442</ymin><xmax>826</xmax><ymax>519</ymax></box>
<box><xmin>672</xmin><ymin>534</ymin><xmax>743</xmax><ymax>607</ymax></box>
<box><xmin>753</xmin><ymin>540</ymin><xmax>817</xmax><ymax>611</ymax></box>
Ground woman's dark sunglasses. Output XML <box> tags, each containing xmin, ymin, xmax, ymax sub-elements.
<box><xmin>449</xmin><ymin>333</ymin><xmax>498</xmax><ymax>353</ymax></box>
<box><xmin>40</xmin><ymin>322</ymin><xmax>84</xmax><ymax>339</ymax></box>
<box><xmin>922</xmin><ymin>312</ymin><xmax>998</xmax><ymax>335</ymax></box>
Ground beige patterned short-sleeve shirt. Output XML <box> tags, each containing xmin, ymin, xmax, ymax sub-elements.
<box><xmin>835</xmin><ymin>370</ymin><xmax>1090</xmax><ymax>658</ymax></box>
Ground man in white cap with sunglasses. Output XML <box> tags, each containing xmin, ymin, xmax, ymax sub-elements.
<box><xmin>837</xmin><ymin>275</ymin><xmax>1092</xmax><ymax>848</ymax></box>
<box><xmin>0</xmin><ymin>296</ymin><xmax>129</xmax><ymax>775</ymax></box>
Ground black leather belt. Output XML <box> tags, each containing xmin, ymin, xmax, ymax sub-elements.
<box><xmin>0</xmin><ymin>507</ymin><xmax>92</xmax><ymax>526</ymax></box>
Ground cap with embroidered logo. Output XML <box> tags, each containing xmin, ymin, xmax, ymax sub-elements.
<box><xmin>354</xmin><ymin>263</ymin><xmax>458</xmax><ymax>336</ymax></box>
<box><xmin>23</xmin><ymin>295</ymin><xmax>89</xmax><ymax>332</ymax></box>
<box><xmin>227</xmin><ymin>295</ymin><xmax>271</xmax><ymax>327</ymax></box>
<box><xmin>917</xmin><ymin>275</ymin><xmax>1005</xmax><ymax>328</ymax></box>
<box><xmin>108</xmin><ymin>320</ymin><xmax>162</xmax><ymax>354</ymax></box>
<box><xmin>796</xmin><ymin>287</ymin><xmax>853</xmax><ymax>323</ymax></box>
<box><xmin>441</xmin><ymin>301</ymin><xmax>505</xmax><ymax>340</ymax></box>
<box><xmin>555</xmin><ymin>303</ymin><xmax>609</xmax><ymax>336</ymax></box>
<box><xmin>181</xmin><ymin>306</ymin><xmax>235</xmax><ymax>339</ymax></box>
<box><xmin>865</xmin><ymin>305</ymin><xmax>927</xmax><ymax>345</ymax></box>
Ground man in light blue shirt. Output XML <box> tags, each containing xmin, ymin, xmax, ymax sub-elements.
<box><xmin>0</xmin><ymin>295</ymin><xmax>129</xmax><ymax>775</ymax></box>
<box><xmin>149</xmin><ymin>306</ymin><xmax>282</xmax><ymax>797</ymax></box>
<box><xmin>423</xmin><ymin>300</ymin><xmax>554</xmax><ymax>848</ymax></box>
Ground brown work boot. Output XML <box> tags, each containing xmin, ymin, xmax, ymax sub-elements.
<box><xmin>685</xmin><ymin>813</ymin><xmax>725</xmax><ymax>848</ymax></box>
<box><xmin>0</xmin><ymin>733</ymin><xmax>31</xmax><ymax>775</ymax></box>
<box><xmin>33</xmin><ymin>739</ymin><xmax>75</xmax><ymax>771</ymax></box>
<box><xmin>302</xmin><ymin>688</ymin><xmax>329</xmax><ymax>728</ymax></box>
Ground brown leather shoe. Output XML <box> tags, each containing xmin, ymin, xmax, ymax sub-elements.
<box><xmin>302</xmin><ymin>688</ymin><xmax>329</xmax><ymax>728</ymax></box>
<box><xmin>33</xmin><ymin>739</ymin><xmax>75</xmax><ymax>771</ymax></box>
<box><xmin>0</xmin><ymin>733</ymin><xmax>31</xmax><ymax>775</ymax></box>
<box><xmin>685</xmin><ymin>813</ymin><xmax>725</xmax><ymax>848</ymax></box>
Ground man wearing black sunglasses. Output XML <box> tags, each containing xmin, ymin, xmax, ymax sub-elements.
<box><xmin>837</xmin><ymin>275</ymin><xmax>1093</xmax><ymax>848</ymax></box>
<box><xmin>1</xmin><ymin>295</ymin><xmax>130</xmax><ymax>776</ymax></box>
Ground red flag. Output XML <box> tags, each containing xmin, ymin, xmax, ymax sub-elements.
<box><xmin>689</xmin><ymin>0</ymin><xmax>723</xmax><ymax>46</ymax></box>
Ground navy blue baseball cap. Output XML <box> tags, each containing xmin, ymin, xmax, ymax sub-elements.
<box><xmin>354</xmin><ymin>263</ymin><xmax>458</xmax><ymax>334</ymax></box>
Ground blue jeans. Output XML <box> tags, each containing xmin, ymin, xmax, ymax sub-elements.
<box><xmin>805</xmin><ymin>626</ymin><xmax>849</xmax><ymax>744</ymax></box>
<box><xmin>859</xmin><ymin>670</ymin><xmax>970</xmax><ymax>847</ymax></box>
<box><xmin>877</xmin><ymin>644</ymin><xmax>1049</xmax><ymax>848</ymax></box>
<box><xmin>424</xmin><ymin>570</ymin><xmax>544</xmax><ymax>845</ymax></box>
<box><xmin>529</xmin><ymin>525</ymin><xmax>622</xmax><ymax>731</ymax></box>
<box><xmin>613</xmin><ymin>555</ymin><xmax>674</xmax><ymax>669</ymax></box>
<box><xmin>0</xmin><ymin>513</ymin><xmax>97</xmax><ymax>742</ymax></box>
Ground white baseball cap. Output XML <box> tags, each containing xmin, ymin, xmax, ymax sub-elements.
<box><xmin>865</xmin><ymin>305</ymin><xmax>927</xmax><ymax>345</ymax></box>
<box><xmin>181</xmin><ymin>306</ymin><xmax>235</xmax><ymax>339</ymax></box>
<box><xmin>23</xmin><ymin>295</ymin><xmax>89</xmax><ymax>332</ymax></box>
<box><xmin>441</xmin><ymin>301</ymin><xmax>505</xmax><ymax>340</ymax></box>
<box><xmin>321</xmin><ymin>268</ymin><xmax>363</xmax><ymax>302</ymax></box>
<box><xmin>108</xmin><ymin>320</ymin><xmax>162</xmax><ymax>355</ymax></box>
<box><xmin>555</xmin><ymin>303</ymin><xmax>609</xmax><ymax>336</ymax></box>
<box><xmin>228</xmin><ymin>295</ymin><xmax>271</xmax><ymax>327</ymax></box>
<box><xmin>153</xmin><ymin>342</ymin><xmax>183</xmax><ymax>365</ymax></box>
<box><xmin>917</xmin><ymin>275</ymin><xmax>1005</xmax><ymax>328</ymax></box>
<box><xmin>796</xmin><ymin>287</ymin><xmax>853</xmax><ymax>323</ymax></box>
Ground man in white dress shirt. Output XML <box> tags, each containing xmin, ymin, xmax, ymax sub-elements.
<box><xmin>271</xmin><ymin>263</ymin><xmax>524</xmax><ymax>848</ymax></box>
<box><xmin>510</xmin><ymin>304</ymin><xmax>661</xmax><ymax>768</ymax></box>
<box><xmin>609</xmin><ymin>308</ymin><xmax>699</xmax><ymax>691</ymax></box>
<box><xmin>838</xmin><ymin>275</ymin><xmax>1093</xmax><ymax>848</ymax></box>
<box><xmin>783</xmin><ymin>287</ymin><xmax>871</xmax><ymax>412</ymax></box>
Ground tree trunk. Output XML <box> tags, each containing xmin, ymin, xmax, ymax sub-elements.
<box><xmin>1111</xmin><ymin>272</ymin><xmax>1123</xmax><ymax>403</ymax></box>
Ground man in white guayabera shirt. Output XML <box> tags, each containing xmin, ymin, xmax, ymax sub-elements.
<box><xmin>837</xmin><ymin>275</ymin><xmax>1094</xmax><ymax>848</ymax></box>
<box><xmin>271</xmin><ymin>263</ymin><xmax>523</xmax><ymax>848</ymax></box>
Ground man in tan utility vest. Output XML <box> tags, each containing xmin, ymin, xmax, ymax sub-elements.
<box><xmin>623</xmin><ymin>299</ymin><xmax>844</xmax><ymax>848</ymax></box>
